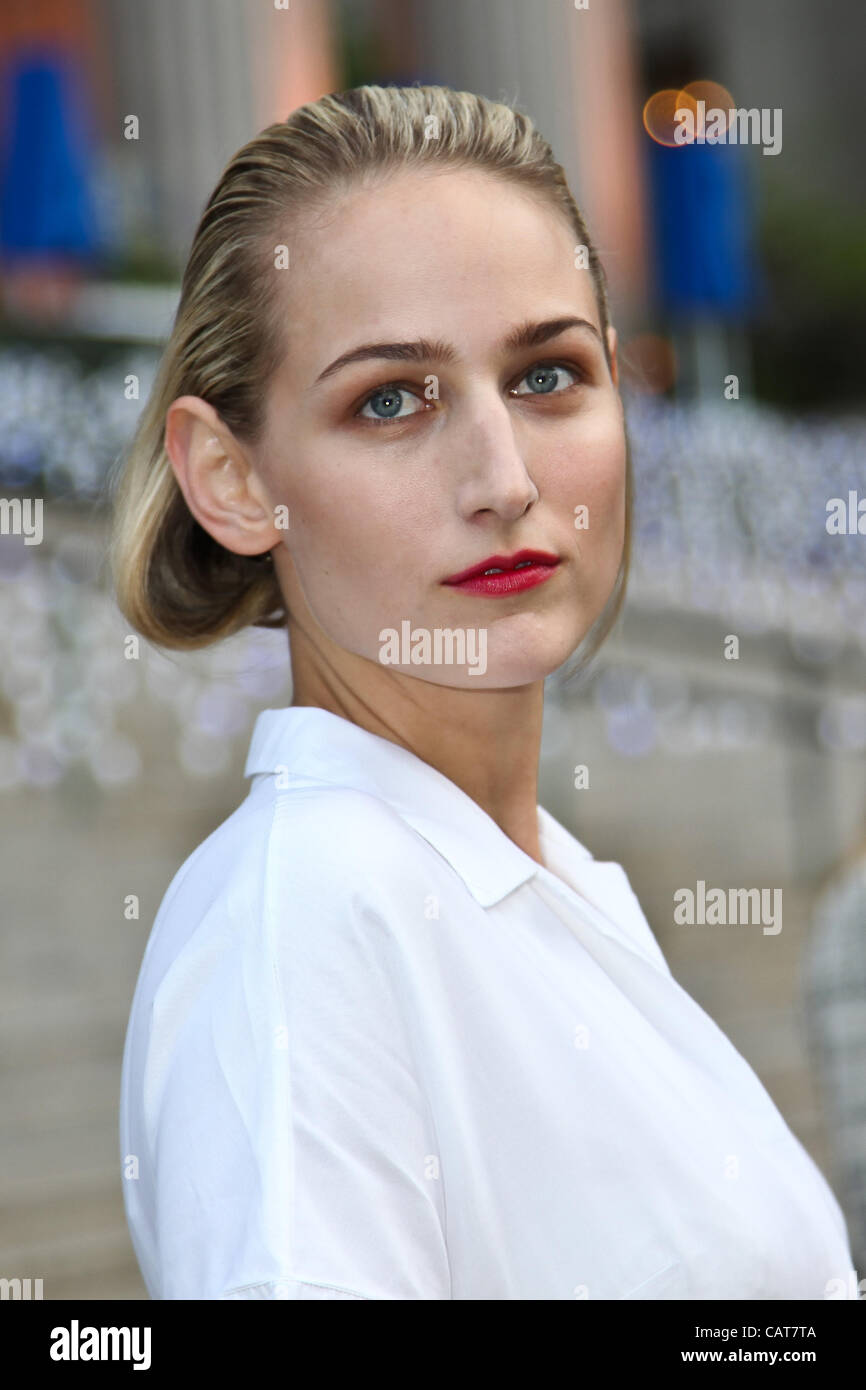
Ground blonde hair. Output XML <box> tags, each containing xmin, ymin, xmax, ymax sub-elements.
<box><xmin>109</xmin><ymin>83</ymin><xmax>633</xmax><ymax>659</ymax></box>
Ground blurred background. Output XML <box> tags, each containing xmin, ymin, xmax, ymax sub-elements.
<box><xmin>1</xmin><ymin>0</ymin><xmax>864</xmax><ymax>1299</ymax></box>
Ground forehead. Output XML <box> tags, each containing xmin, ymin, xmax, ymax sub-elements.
<box><xmin>276</xmin><ymin>168</ymin><xmax>602</xmax><ymax>382</ymax></box>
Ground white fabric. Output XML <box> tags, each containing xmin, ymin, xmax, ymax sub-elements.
<box><xmin>119</xmin><ymin>705</ymin><xmax>856</xmax><ymax>1300</ymax></box>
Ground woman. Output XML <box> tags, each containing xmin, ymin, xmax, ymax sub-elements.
<box><xmin>113</xmin><ymin>84</ymin><xmax>856</xmax><ymax>1300</ymax></box>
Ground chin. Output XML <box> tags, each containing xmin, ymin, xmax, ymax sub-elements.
<box><xmin>430</xmin><ymin>635</ymin><xmax>584</xmax><ymax>690</ymax></box>
<box><xmin>496</xmin><ymin>616</ymin><xmax>596</xmax><ymax>677</ymax></box>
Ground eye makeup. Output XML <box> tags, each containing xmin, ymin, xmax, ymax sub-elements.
<box><xmin>349</xmin><ymin>355</ymin><xmax>594</xmax><ymax>429</ymax></box>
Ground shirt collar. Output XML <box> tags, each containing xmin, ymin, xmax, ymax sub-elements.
<box><xmin>243</xmin><ymin>705</ymin><xmax>547</xmax><ymax>907</ymax></box>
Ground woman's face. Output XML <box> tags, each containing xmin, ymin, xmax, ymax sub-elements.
<box><xmin>256</xmin><ymin>167</ymin><xmax>626</xmax><ymax>689</ymax></box>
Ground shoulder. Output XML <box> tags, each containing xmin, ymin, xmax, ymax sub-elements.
<box><xmin>263</xmin><ymin>780</ymin><xmax>439</xmax><ymax>897</ymax></box>
<box><xmin>268</xmin><ymin>780</ymin><xmax>416</xmax><ymax>860</ymax></box>
<box><xmin>151</xmin><ymin>778</ymin><xmax>443</xmax><ymax>953</ymax></box>
<box><xmin>130</xmin><ymin>781</ymin><xmax>439</xmax><ymax>1117</ymax></box>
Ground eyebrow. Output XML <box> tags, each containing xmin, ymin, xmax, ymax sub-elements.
<box><xmin>312</xmin><ymin>316</ymin><xmax>603</xmax><ymax>386</ymax></box>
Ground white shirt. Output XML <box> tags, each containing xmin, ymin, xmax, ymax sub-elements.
<box><xmin>119</xmin><ymin>705</ymin><xmax>856</xmax><ymax>1300</ymax></box>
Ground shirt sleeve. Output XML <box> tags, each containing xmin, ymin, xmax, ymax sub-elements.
<box><xmin>221</xmin><ymin>1277</ymin><xmax>372</xmax><ymax>1300</ymax></box>
<box><xmin>143</xmin><ymin>791</ymin><xmax>452</xmax><ymax>1300</ymax></box>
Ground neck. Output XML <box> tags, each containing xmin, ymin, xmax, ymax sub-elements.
<box><xmin>287</xmin><ymin>618</ymin><xmax>545</xmax><ymax>865</ymax></box>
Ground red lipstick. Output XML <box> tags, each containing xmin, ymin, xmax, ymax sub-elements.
<box><xmin>442</xmin><ymin>549</ymin><xmax>561</xmax><ymax>597</ymax></box>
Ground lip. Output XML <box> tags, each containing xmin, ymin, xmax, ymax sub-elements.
<box><xmin>442</xmin><ymin>548</ymin><xmax>561</xmax><ymax>596</ymax></box>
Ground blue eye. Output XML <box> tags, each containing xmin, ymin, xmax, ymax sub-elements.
<box><xmin>355</xmin><ymin>360</ymin><xmax>583</xmax><ymax>426</ymax></box>
<box><xmin>358</xmin><ymin>385</ymin><xmax>425</xmax><ymax>422</ymax></box>
<box><xmin>512</xmin><ymin>363</ymin><xmax>580</xmax><ymax>396</ymax></box>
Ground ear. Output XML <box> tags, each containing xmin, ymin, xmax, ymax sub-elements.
<box><xmin>164</xmin><ymin>396</ymin><xmax>280</xmax><ymax>558</ymax></box>
<box><xmin>605</xmin><ymin>325</ymin><xmax>619</xmax><ymax>389</ymax></box>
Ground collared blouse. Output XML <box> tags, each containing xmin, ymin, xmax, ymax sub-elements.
<box><xmin>119</xmin><ymin>705</ymin><xmax>857</xmax><ymax>1299</ymax></box>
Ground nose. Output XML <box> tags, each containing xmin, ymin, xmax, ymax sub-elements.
<box><xmin>452</xmin><ymin>391</ymin><xmax>539</xmax><ymax>523</ymax></box>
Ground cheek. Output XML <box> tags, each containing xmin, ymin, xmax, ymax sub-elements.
<box><xmin>282</xmin><ymin>459</ymin><xmax>425</xmax><ymax>609</ymax></box>
<box><xmin>547</xmin><ymin>421</ymin><xmax>626</xmax><ymax>538</ymax></box>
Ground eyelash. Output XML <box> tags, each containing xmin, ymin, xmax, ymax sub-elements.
<box><xmin>353</xmin><ymin>359</ymin><xmax>588</xmax><ymax>426</ymax></box>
